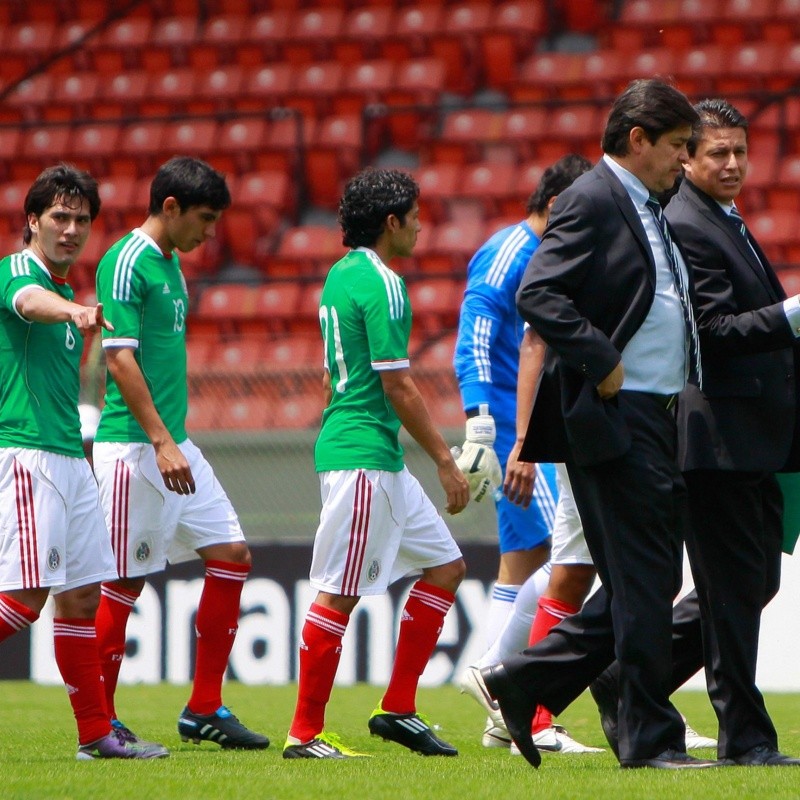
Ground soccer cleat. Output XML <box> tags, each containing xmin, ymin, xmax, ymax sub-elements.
<box><xmin>368</xmin><ymin>707</ymin><xmax>457</xmax><ymax>756</ymax></box>
<box><xmin>76</xmin><ymin>728</ymin><xmax>170</xmax><ymax>760</ymax></box>
<box><xmin>684</xmin><ymin>718</ymin><xmax>718</xmax><ymax>750</ymax></box>
<box><xmin>177</xmin><ymin>705</ymin><xmax>269</xmax><ymax>750</ymax></box>
<box><xmin>458</xmin><ymin>665</ymin><xmax>507</xmax><ymax>732</ymax></box>
<box><xmin>510</xmin><ymin>725</ymin><xmax>605</xmax><ymax>755</ymax></box>
<box><xmin>482</xmin><ymin>717</ymin><xmax>512</xmax><ymax>749</ymax></box>
<box><xmin>283</xmin><ymin>731</ymin><xmax>368</xmax><ymax>759</ymax></box>
<box><xmin>111</xmin><ymin>719</ymin><xmax>170</xmax><ymax>757</ymax></box>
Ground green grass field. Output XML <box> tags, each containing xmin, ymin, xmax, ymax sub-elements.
<box><xmin>2</xmin><ymin>681</ymin><xmax>799</xmax><ymax>800</ymax></box>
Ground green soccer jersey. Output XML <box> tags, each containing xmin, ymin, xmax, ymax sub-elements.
<box><xmin>95</xmin><ymin>229</ymin><xmax>189</xmax><ymax>444</ymax></box>
<box><xmin>0</xmin><ymin>250</ymin><xmax>84</xmax><ymax>457</ymax></box>
<box><xmin>315</xmin><ymin>247</ymin><xmax>412</xmax><ymax>472</ymax></box>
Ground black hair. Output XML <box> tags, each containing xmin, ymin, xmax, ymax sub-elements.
<box><xmin>525</xmin><ymin>154</ymin><xmax>593</xmax><ymax>214</ymax></box>
<box><xmin>338</xmin><ymin>168</ymin><xmax>419</xmax><ymax>248</ymax></box>
<box><xmin>148</xmin><ymin>156</ymin><xmax>231</xmax><ymax>215</ymax></box>
<box><xmin>601</xmin><ymin>78</ymin><xmax>699</xmax><ymax>156</ymax></box>
<box><xmin>686</xmin><ymin>98</ymin><xmax>749</xmax><ymax>157</ymax></box>
<box><xmin>23</xmin><ymin>163</ymin><xmax>100</xmax><ymax>245</ymax></box>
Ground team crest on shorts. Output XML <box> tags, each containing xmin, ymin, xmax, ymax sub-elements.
<box><xmin>366</xmin><ymin>559</ymin><xmax>381</xmax><ymax>583</ymax></box>
<box><xmin>46</xmin><ymin>547</ymin><xmax>61</xmax><ymax>571</ymax></box>
<box><xmin>134</xmin><ymin>540</ymin><xmax>152</xmax><ymax>563</ymax></box>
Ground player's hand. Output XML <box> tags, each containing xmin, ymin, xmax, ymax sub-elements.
<box><xmin>70</xmin><ymin>302</ymin><xmax>114</xmax><ymax>335</ymax></box>
<box><xmin>596</xmin><ymin>361</ymin><xmax>624</xmax><ymax>400</ymax></box>
<box><xmin>155</xmin><ymin>440</ymin><xmax>196</xmax><ymax>495</ymax></box>
<box><xmin>454</xmin><ymin>405</ymin><xmax>503</xmax><ymax>502</ymax></box>
<box><xmin>503</xmin><ymin>441</ymin><xmax>536</xmax><ymax>508</ymax></box>
<box><xmin>438</xmin><ymin>459</ymin><xmax>470</xmax><ymax>515</ymax></box>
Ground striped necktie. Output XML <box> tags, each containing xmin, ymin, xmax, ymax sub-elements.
<box><xmin>645</xmin><ymin>196</ymin><xmax>703</xmax><ymax>388</ymax></box>
<box><xmin>729</xmin><ymin>205</ymin><xmax>747</xmax><ymax>238</ymax></box>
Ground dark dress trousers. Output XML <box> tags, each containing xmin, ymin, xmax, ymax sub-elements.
<box><xmin>505</xmin><ymin>160</ymin><xmax>690</xmax><ymax>763</ymax></box>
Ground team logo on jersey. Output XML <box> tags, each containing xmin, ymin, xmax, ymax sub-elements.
<box><xmin>366</xmin><ymin>559</ymin><xmax>381</xmax><ymax>583</ymax></box>
<box><xmin>47</xmin><ymin>547</ymin><xmax>61</xmax><ymax>571</ymax></box>
<box><xmin>134</xmin><ymin>540</ymin><xmax>152</xmax><ymax>563</ymax></box>
<box><xmin>162</xmin><ymin>282</ymin><xmax>171</xmax><ymax>294</ymax></box>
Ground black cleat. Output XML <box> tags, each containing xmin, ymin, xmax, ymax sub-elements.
<box><xmin>368</xmin><ymin>707</ymin><xmax>457</xmax><ymax>756</ymax></box>
<box><xmin>178</xmin><ymin>705</ymin><xmax>269</xmax><ymax>750</ymax></box>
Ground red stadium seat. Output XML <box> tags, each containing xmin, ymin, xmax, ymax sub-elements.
<box><xmin>767</xmin><ymin>155</ymin><xmax>800</xmax><ymax>213</ymax></box>
<box><xmin>19</xmin><ymin>125</ymin><xmax>70</xmax><ymax>165</ymax></box>
<box><xmin>285</xmin><ymin>61</ymin><xmax>345</xmax><ymax>118</ymax></box>
<box><xmin>0</xmin><ymin>129</ymin><xmax>21</xmax><ymax>168</ymax></box>
<box><xmin>186</xmin><ymin>336</ymin><xmax>214</xmax><ymax>375</ymax></box>
<box><xmin>272</xmin><ymin>393</ymin><xmax>324</xmax><ymax>430</ymax></box>
<box><xmin>0</xmin><ymin>181</ymin><xmax>29</xmax><ymax>232</ymax></box>
<box><xmin>513</xmin><ymin>52</ymin><xmax>586</xmax><ymax>103</ymax></box>
<box><xmin>119</xmin><ymin>122</ymin><xmax>167</xmax><ymax>166</ymax></box>
<box><xmin>407</xmin><ymin>278</ymin><xmax>462</xmax><ymax>333</ymax></box>
<box><xmin>290</xmin><ymin>281</ymin><xmax>326</xmax><ymax>335</ymax></box>
<box><xmin>66</xmin><ymin>124</ymin><xmax>122</xmax><ymax>167</ymax></box>
<box><xmin>748</xmin><ymin>209</ymin><xmax>799</xmax><ymax>264</ymax></box>
<box><xmin>305</xmin><ymin>114</ymin><xmax>363</xmax><ymax>206</ymax></box>
<box><xmin>385</xmin><ymin>58</ymin><xmax>447</xmax><ymax>147</ymax></box>
<box><xmin>221</xmin><ymin>397</ymin><xmax>272</xmax><ymax>431</ymax></box>
<box><xmin>382</xmin><ymin>5</ymin><xmax>444</xmax><ymax>62</ymax></box>
<box><xmin>262</xmin><ymin>335</ymin><xmax>318</xmax><ymax>371</ymax></box>
<box><xmin>93</xmin><ymin>17</ymin><xmax>152</xmax><ymax>72</ymax></box>
<box><xmin>236</xmin><ymin>169</ymin><xmax>293</xmax><ymax>219</ymax></box>
<box><xmin>5</xmin><ymin>74</ymin><xmax>52</xmax><ymax>120</ymax></box>
<box><xmin>4</xmin><ymin>21</ymin><xmax>56</xmax><ymax>58</ymax></box>
<box><xmin>672</xmin><ymin>45</ymin><xmax>729</xmax><ymax>96</ymax></box>
<box><xmin>333</xmin><ymin>6</ymin><xmax>393</xmax><ymax>65</ymax></box>
<box><xmin>427</xmin><ymin>108</ymin><xmax>504</xmax><ymax>165</ymax></box>
<box><xmin>429</xmin><ymin>3</ymin><xmax>493</xmax><ymax>93</ymax></box>
<box><xmin>238</xmin><ymin>64</ymin><xmax>294</xmax><ymax>112</ymax></box>
<box><xmin>500</xmin><ymin>108</ymin><xmax>549</xmax><ymax>162</ymax></box>
<box><xmin>777</xmin><ymin>267</ymin><xmax>800</xmax><ymax>295</ymax></box>
<box><xmin>164</xmin><ymin>119</ymin><xmax>219</xmax><ymax>158</ymax></box>
<box><xmin>97</xmin><ymin>174</ymin><xmax>138</xmax><ymax>214</ymax></box>
<box><xmin>459</xmin><ymin>162</ymin><xmax>517</xmax><ymax>218</ymax></box>
<box><xmin>238</xmin><ymin>10</ymin><xmax>291</xmax><ymax>64</ymax></box>
<box><xmin>195</xmin><ymin>284</ymin><xmax>258</xmax><ymax>338</ymax></box>
<box><xmin>482</xmin><ymin>1</ymin><xmax>547</xmax><ymax>90</ymax></box>
<box><xmin>413</xmin><ymin>331</ymin><xmax>458</xmax><ymax>369</ymax></box>
<box><xmin>186</xmin><ymin>395</ymin><xmax>223</xmax><ymax>431</ymax></box>
<box><xmin>194</xmin><ymin>66</ymin><xmax>244</xmax><ymax>113</ymax></box>
<box><xmin>718</xmin><ymin>43</ymin><xmax>779</xmax><ymax>94</ymax></box>
<box><xmin>95</xmin><ymin>71</ymin><xmax>149</xmax><ymax>120</ymax></box>
<box><xmin>335</xmin><ymin>59</ymin><xmax>396</xmax><ymax>116</ymax></box>
<box><xmin>143</xmin><ymin>68</ymin><xmax>198</xmax><ymax>116</ymax></box>
<box><xmin>536</xmin><ymin>105</ymin><xmax>604</xmax><ymax>162</ymax></box>
<box><xmin>270</xmin><ymin>227</ymin><xmax>344</xmax><ymax>278</ymax></box>
<box><xmin>253</xmin><ymin>283</ymin><xmax>302</xmax><ymax>331</ymax></box>
<box><xmin>414</xmin><ymin>222</ymin><xmax>484</xmax><ymax>276</ymax></box>
<box><xmin>44</xmin><ymin>72</ymin><xmax>99</xmax><ymax>121</ymax></box>
<box><xmin>414</xmin><ymin>163</ymin><xmax>462</xmax><ymax>223</ymax></box>
<box><xmin>145</xmin><ymin>16</ymin><xmax>199</xmax><ymax>70</ymax></box>
<box><xmin>282</xmin><ymin>7</ymin><xmax>344</xmax><ymax>64</ymax></box>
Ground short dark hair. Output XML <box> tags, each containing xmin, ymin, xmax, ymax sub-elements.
<box><xmin>23</xmin><ymin>163</ymin><xmax>100</xmax><ymax>245</ymax></box>
<box><xmin>148</xmin><ymin>156</ymin><xmax>231</xmax><ymax>215</ymax></box>
<box><xmin>601</xmin><ymin>78</ymin><xmax>699</xmax><ymax>156</ymax></box>
<box><xmin>339</xmin><ymin>168</ymin><xmax>419</xmax><ymax>248</ymax></box>
<box><xmin>686</xmin><ymin>98</ymin><xmax>749</xmax><ymax>157</ymax></box>
<box><xmin>525</xmin><ymin>154</ymin><xmax>593</xmax><ymax>214</ymax></box>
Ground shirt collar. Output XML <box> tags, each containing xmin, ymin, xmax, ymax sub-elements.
<box><xmin>603</xmin><ymin>154</ymin><xmax>651</xmax><ymax>208</ymax></box>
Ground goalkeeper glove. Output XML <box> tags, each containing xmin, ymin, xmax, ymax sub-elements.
<box><xmin>454</xmin><ymin>403</ymin><xmax>503</xmax><ymax>502</ymax></box>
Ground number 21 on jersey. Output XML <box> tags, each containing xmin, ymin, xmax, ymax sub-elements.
<box><xmin>319</xmin><ymin>304</ymin><xmax>348</xmax><ymax>393</ymax></box>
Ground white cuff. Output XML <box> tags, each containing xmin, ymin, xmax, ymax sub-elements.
<box><xmin>784</xmin><ymin>295</ymin><xmax>800</xmax><ymax>338</ymax></box>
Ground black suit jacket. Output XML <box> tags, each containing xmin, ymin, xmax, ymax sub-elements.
<box><xmin>666</xmin><ymin>178</ymin><xmax>800</xmax><ymax>472</ymax></box>
<box><xmin>516</xmin><ymin>160</ymin><xmax>693</xmax><ymax>466</ymax></box>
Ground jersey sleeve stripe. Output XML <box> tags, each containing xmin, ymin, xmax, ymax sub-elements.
<box><xmin>486</xmin><ymin>225</ymin><xmax>529</xmax><ymax>288</ymax></box>
<box><xmin>372</xmin><ymin>358</ymin><xmax>410</xmax><ymax>371</ymax></box>
<box><xmin>367</xmin><ymin>250</ymin><xmax>405</xmax><ymax>320</ymax></box>
<box><xmin>112</xmin><ymin>235</ymin><xmax>148</xmax><ymax>302</ymax></box>
<box><xmin>473</xmin><ymin>315</ymin><xmax>493</xmax><ymax>382</ymax></box>
<box><xmin>10</xmin><ymin>252</ymin><xmax>32</xmax><ymax>278</ymax></box>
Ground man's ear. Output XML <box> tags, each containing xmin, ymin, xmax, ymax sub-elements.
<box><xmin>384</xmin><ymin>213</ymin><xmax>401</xmax><ymax>232</ymax></box>
<box><xmin>162</xmin><ymin>196</ymin><xmax>182</xmax><ymax>218</ymax></box>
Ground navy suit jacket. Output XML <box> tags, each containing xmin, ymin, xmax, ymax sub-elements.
<box><xmin>666</xmin><ymin>177</ymin><xmax>800</xmax><ymax>472</ymax></box>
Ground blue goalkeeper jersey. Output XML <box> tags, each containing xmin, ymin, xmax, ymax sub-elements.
<box><xmin>454</xmin><ymin>221</ymin><xmax>540</xmax><ymax>459</ymax></box>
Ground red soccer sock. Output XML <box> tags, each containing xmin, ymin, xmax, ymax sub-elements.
<box><xmin>94</xmin><ymin>583</ymin><xmax>140</xmax><ymax>720</ymax></box>
<box><xmin>53</xmin><ymin>618</ymin><xmax>111</xmax><ymax>746</ymax></box>
<box><xmin>289</xmin><ymin>603</ymin><xmax>349</xmax><ymax>743</ymax></box>
<box><xmin>187</xmin><ymin>560</ymin><xmax>250</xmax><ymax>715</ymax></box>
<box><xmin>381</xmin><ymin>581</ymin><xmax>455</xmax><ymax>715</ymax></box>
<box><xmin>0</xmin><ymin>594</ymin><xmax>39</xmax><ymax>643</ymax></box>
<box><xmin>530</xmin><ymin>596</ymin><xmax>580</xmax><ymax>733</ymax></box>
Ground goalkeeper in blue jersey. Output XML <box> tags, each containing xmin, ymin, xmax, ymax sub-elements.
<box><xmin>453</xmin><ymin>155</ymin><xmax>595</xmax><ymax>752</ymax></box>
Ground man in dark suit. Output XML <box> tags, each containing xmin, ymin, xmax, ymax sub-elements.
<box><xmin>480</xmin><ymin>79</ymin><xmax>721</xmax><ymax>770</ymax></box>
<box><xmin>663</xmin><ymin>98</ymin><xmax>800</xmax><ymax>767</ymax></box>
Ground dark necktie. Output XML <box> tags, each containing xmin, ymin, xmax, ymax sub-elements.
<box><xmin>645</xmin><ymin>196</ymin><xmax>703</xmax><ymax>388</ymax></box>
<box><xmin>729</xmin><ymin>205</ymin><xmax>747</xmax><ymax>238</ymax></box>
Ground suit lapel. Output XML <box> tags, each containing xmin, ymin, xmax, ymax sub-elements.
<box><xmin>682</xmin><ymin>179</ymin><xmax>782</xmax><ymax>300</ymax></box>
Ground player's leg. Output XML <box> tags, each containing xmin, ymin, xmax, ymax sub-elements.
<box><xmin>170</xmin><ymin>439</ymin><xmax>266</xmax><ymax>750</ymax></box>
<box><xmin>368</xmin><ymin>468</ymin><xmax>464</xmax><ymax>756</ymax></box>
<box><xmin>284</xmin><ymin>469</ymin><xmax>385</xmax><ymax>759</ymax></box>
<box><xmin>93</xmin><ymin>441</ymin><xmax>172</xmax><ymax>747</ymax></box>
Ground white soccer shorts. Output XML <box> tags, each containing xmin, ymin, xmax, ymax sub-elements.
<box><xmin>310</xmin><ymin>467</ymin><xmax>463</xmax><ymax>596</ymax></box>
<box><xmin>550</xmin><ymin>463</ymin><xmax>593</xmax><ymax>566</ymax></box>
<box><xmin>0</xmin><ymin>448</ymin><xmax>117</xmax><ymax>593</ymax></box>
<box><xmin>93</xmin><ymin>438</ymin><xmax>245</xmax><ymax>578</ymax></box>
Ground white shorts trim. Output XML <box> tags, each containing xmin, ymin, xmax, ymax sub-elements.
<box><xmin>551</xmin><ymin>463</ymin><xmax>593</xmax><ymax>566</ymax></box>
<box><xmin>93</xmin><ymin>438</ymin><xmax>245</xmax><ymax>578</ymax></box>
<box><xmin>310</xmin><ymin>467</ymin><xmax>462</xmax><ymax>596</ymax></box>
<box><xmin>0</xmin><ymin>448</ymin><xmax>117</xmax><ymax>592</ymax></box>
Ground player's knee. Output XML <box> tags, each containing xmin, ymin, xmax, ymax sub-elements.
<box><xmin>54</xmin><ymin>583</ymin><xmax>101</xmax><ymax>619</ymax></box>
<box><xmin>424</xmin><ymin>558</ymin><xmax>466</xmax><ymax>594</ymax></box>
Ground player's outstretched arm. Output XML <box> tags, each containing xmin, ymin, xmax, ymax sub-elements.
<box><xmin>15</xmin><ymin>287</ymin><xmax>114</xmax><ymax>334</ymax></box>
<box><xmin>105</xmin><ymin>346</ymin><xmax>195</xmax><ymax>495</ymax></box>
<box><xmin>380</xmin><ymin>367</ymin><xmax>469</xmax><ymax>515</ymax></box>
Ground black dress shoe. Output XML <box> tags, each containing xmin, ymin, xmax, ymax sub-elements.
<box><xmin>589</xmin><ymin>670</ymin><xmax>620</xmax><ymax>759</ymax></box>
<box><xmin>480</xmin><ymin>664</ymin><xmax>541</xmax><ymax>768</ymax></box>
<box><xmin>731</xmin><ymin>745</ymin><xmax>800</xmax><ymax>766</ymax></box>
<box><xmin>621</xmin><ymin>748</ymin><xmax>723</xmax><ymax>769</ymax></box>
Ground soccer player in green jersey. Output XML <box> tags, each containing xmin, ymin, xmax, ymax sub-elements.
<box><xmin>0</xmin><ymin>164</ymin><xmax>167</xmax><ymax>760</ymax></box>
<box><xmin>92</xmin><ymin>157</ymin><xmax>268</xmax><ymax>751</ymax></box>
<box><xmin>283</xmin><ymin>168</ymin><xmax>470</xmax><ymax>760</ymax></box>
